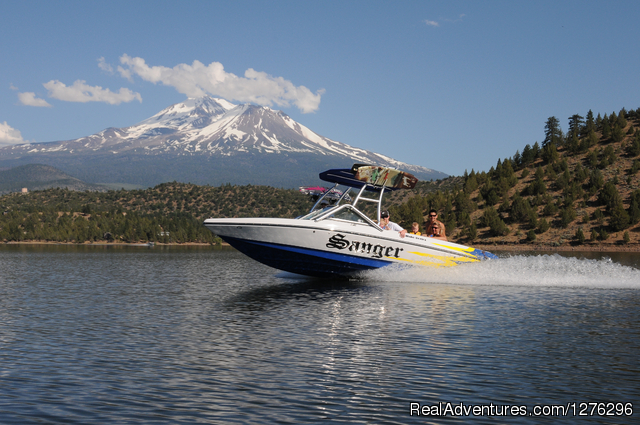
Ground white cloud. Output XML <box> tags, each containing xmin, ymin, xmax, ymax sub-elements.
<box><xmin>98</xmin><ymin>57</ymin><xmax>114</xmax><ymax>74</ymax></box>
<box><xmin>43</xmin><ymin>80</ymin><xmax>142</xmax><ymax>105</ymax></box>
<box><xmin>18</xmin><ymin>92</ymin><xmax>52</xmax><ymax>107</ymax></box>
<box><xmin>426</xmin><ymin>14</ymin><xmax>465</xmax><ymax>27</ymax></box>
<box><xmin>0</xmin><ymin>121</ymin><xmax>29</xmax><ymax>146</ymax></box>
<box><xmin>117</xmin><ymin>54</ymin><xmax>324</xmax><ymax>113</ymax></box>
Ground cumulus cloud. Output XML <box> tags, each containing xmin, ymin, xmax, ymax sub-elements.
<box><xmin>117</xmin><ymin>54</ymin><xmax>324</xmax><ymax>113</ymax></box>
<box><xmin>43</xmin><ymin>80</ymin><xmax>142</xmax><ymax>105</ymax></box>
<box><xmin>0</xmin><ymin>121</ymin><xmax>29</xmax><ymax>146</ymax></box>
<box><xmin>18</xmin><ymin>92</ymin><xmax>52</xmax><ymax>107</ymax></box>
<box><xmin>424</xmin><ymin>19</ymin><xmax>440</xmax><ymax>27</ymax></box>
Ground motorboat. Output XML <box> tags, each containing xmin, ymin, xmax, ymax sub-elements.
<box><xmin>204</xmin><ymin>165</ymin><xmax>498</xmax><ymax>278</ymax></box>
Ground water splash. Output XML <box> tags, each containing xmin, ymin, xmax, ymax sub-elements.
<box><xmin>360</xmin><ymin>254</ymin><xmax>640</xmax><ymax>289</ymax></box>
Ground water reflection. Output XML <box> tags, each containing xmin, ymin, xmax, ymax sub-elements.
<box><xmin>225</xmin><ymin>279</ymin><xmax>368</xmax><ymax>310</ymax></box>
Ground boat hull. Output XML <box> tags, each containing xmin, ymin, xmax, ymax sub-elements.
<box><xmin>204</xmin><ymin>217</ymin><xmax>497</xmax><ymax>278</ymax></box>
<box><xmin>221</xmin><ymin>236</ymin><xmax>391</xmax><ymax>277</ymax></box>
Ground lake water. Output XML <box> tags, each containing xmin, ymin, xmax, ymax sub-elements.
<box><xmin>0</xmin><ymin>245</ymin><xmax>639</xmax><ymax>424</ymax></box>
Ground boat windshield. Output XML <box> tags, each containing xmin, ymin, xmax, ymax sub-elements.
<box><xmin>330</xmin><ymin>208</ymin><xmax>366</xmax><ymax>223</ymax></box>
<box><xmin>298</xmin><ymin>204</ymin><xmax>377</xmax><ymax>228</ymax></box>
<box><xmin>298</xmin><ymin>206</ymin><xmax>336</xmax><ymax>220</ymax></box>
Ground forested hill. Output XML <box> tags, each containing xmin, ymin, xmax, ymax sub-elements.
<box><xmin>0</xmin><ymin>183</ymin><xmax>311</xmax><ymax>244</ymax></box>
<box><xmin>388</xmin><ymin>106</ymin><xmax>640</xmax><ymax>248</ymax></box>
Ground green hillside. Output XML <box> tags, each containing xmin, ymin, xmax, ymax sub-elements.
<box><xmin>0</xmin><ymin>183</ymin><xmax>310</xmax><ymax>244</ymax></box>
<box><xmin>388</xmin><ymin>107</ymin><xmax>640</xmax><ymax>249</ymax></box>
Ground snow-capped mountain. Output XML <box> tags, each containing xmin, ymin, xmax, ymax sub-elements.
<box><xmin>0</xmin><ymin>96</ymin><xmax>447</xmax><ymax>187</ymax></box>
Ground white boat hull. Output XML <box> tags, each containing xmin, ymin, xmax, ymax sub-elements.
<box><xmin>204</xmin><ymin>217</ymin><xmax>497</xmax><ymax>278</ymax></box>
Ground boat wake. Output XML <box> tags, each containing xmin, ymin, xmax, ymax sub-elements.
<box><xmin>358</xmin><ymin>254</ymin><xmax>640</xmax><ymax>289</ymax></box>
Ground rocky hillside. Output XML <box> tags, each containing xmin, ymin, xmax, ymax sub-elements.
<box><xmin>389</xmin><ymin>107</ymin><xmax>640</xmax><ymax>249</ymax></box>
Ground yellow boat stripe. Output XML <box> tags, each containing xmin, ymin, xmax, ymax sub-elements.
<box><xmin>432</xmin><ymin>243</ymin><xmax>477</xmax><ymax>255</ymax></box>
<box><xmin>386</xmin><ymin>251</ymin><xmax>480</xmax><ymax>268</ymax></box>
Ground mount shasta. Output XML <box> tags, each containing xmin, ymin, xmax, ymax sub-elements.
<box><xmin>0</xmin><ymin>96</ymin><xmax>447</xmax><ymax>188</ymax></box>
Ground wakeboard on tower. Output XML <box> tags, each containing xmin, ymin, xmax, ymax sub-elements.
<box><xmin>351</xmin><ymin>164</ymin><xmax>418</xmax><ymax>189</ymax></box>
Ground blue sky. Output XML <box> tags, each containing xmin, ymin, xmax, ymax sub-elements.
<box><xmin>1</xmin><ymin>0</ymin><xmax>639</xmax><ymax>177</ymax></box>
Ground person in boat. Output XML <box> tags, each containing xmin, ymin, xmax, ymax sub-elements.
<box><xmin>409</xmin><ymin>222</ymin><xmax>421</xmax><ymax>235</ymax></box>
<box><xmin>425</xmin><ymin>222</ymin><xmax>447</xmax><ymax>241</ymax></box>
<box><xmin>424</xmin><ymin>209</ymin><xmax>446</xmax><ymax>239</ymax></box>
<box><xmin>379</xmin><ymin>210</ymin><xmax>407</xmax><ymax>238</ymax></box>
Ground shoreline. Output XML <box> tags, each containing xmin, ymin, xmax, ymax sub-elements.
<box><xmin>2</xmin><ymin>240</ymin><xmax>637</xmax><ymax>252</ymax></box>
<box><xmin>473</xmin><ymin>244</ymin><xmax>640</xmax><ymax>253</ymax></box>
<box><xmin>1</xmin><ymin>241</ymin><xmax>230</xmax><ymax>247</ymax></box>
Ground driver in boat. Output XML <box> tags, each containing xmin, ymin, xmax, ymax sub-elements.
<box><xmin>379</xmin><ymin>210</ymin><xmax>407</xmax><ymax>238</ymax></box>
<box><xmin>425</xmin><ymin>223</ymin><xmax>448</xmax><ymax>241</ymax></box>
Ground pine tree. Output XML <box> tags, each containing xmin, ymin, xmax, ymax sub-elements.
<box><xmin>627</xmin><ymin>133</ymin><xmax>640</xmax><ymax>157</ymax></box>
<box><xmin>598</xmin><ymin>145</ymin><xmax>616</xmax><ymax>168</ymax></box>
<box><xmin>609</xmin><ymin>204</ymin><xmax>630</xmax><ymax>231</ymax></box>
<box><xmin>598</xmin><ymin>228</ymin><xmax>609</xmax><ymax>241</ymax></box>
<box><xmin>537</xmin><ymin>218</ymin><xmax>550</xmax><ymax>234</ymax></box>
<box><xmin>597</xmin><ymin>181</ymin><xmax>622</xmax><ymax>211</ymax></box>
<box><xmin>573</xmin><ymin>162</ymin><xmax>587</xmax><ymax>183</ymax></box>
<box><xmin>602</xmin><ymin>115</ymin><xmax>611</xmax><ymax>139</ymax></box>
<box><xmin>611</xmin><ymin>122</ymin><xmax>625</xmax><ymax>143</ymax></box>
<box><xmin>628</xmin><ymin>189</ymin><xmax>640</xmax><ymax>224</ymax></box>
<box><xmin>609</xmin><ymin>111</ymin><xmax>617</xmax><ymax>127</ymax></box>
<box><xmin>592</xmin><ymin>208</ymin><xmax>605</xmax><ymax>224</ymax></box>
<box><xmin>480</xmin><ymin>206</ymin><xmax>509</xmax><ymax>236</ymax></box>
<box><xmin>542</xmin><ymin>142</ymin><xmax>559</xmax><ymax>164</ymax></box>
<box><xmin>559</xmin><ymin>207</ymin><xmax>576</xmax><ymax>228</ymax></box>
<box><xmin>521</xmin><ymin>144</ymin><xmax>535</xmax><ymax>165</ymax></box>
<box><xmin>532</xmin><ymin>142</ymin><xmax>541</xmax><ymax>159</ymax></box>
<box><xmin>567</xmin><ymin>132</ymin><xmax>580</xmax><ymax>154</ymax></box>
<box><xmin>568</xmin><ymin>114</ymin><xmax>584</xmax><ymax>138</ymax></box>
<box><xmin>618</xmin><ymin>108</ymin><xmax>628</xmax><ymax>128</ymax></box>
<box><xmin>513</xmin><ymin>150</ymin><xmax>521</xmax><ymax>168</ymax></box>
<box><xmin>584</xmin><ymin>110</ymin><xmax>595</xmax><ymax>135</ymax></box>
<box><xmin>588</xmin><ymin>169</ymin><xmax>604</xmax><ymax>191</ymax></box>
<box><xmin>464</xmin><ymin>173</ymin><xmax>478</xmax><ymax>194</ymax></box>
<box><xmin>467</xmin><ymin>222</ymin><xmax>477</xmax><ymax>241</ymax></box>
<box><xmin>543</xmin><ymin>116</ymin><xmax>563</xmax><ymax>148</ymax></box>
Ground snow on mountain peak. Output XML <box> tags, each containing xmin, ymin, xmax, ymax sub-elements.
<box><xmin>2</xmin><ymin>95</ymin><xmax>444</xmax><ymax>180</ymax></box>
<box><xmin>134</xmin><ymin>95</ymin><xmax>236</xmax><ymax>131</ymax></box>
